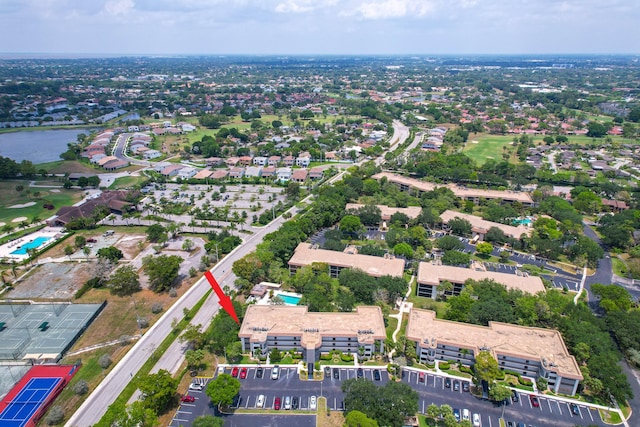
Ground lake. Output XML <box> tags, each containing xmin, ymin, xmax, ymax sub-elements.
<box><xmin>0</xmin><ymin>129</ymin><xmax>91</xmax><ymax>164</ymax></box>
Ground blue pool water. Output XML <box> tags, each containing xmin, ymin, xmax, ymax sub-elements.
<box><xmin>10</xmin><ymin>237</ymin><xmax>51</xmax><ymax>255</ymax></box>
<box><xmin>278</xmin><ymin>294</ymin><xmax>302</xmax><ymax>306</ymax></box>
<box><xmin>512</xmin><ymin>218</ymin><xmax>532</xmax><ymax>226</ymax></box>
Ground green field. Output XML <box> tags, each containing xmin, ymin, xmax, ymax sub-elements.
<box><xmin>0</xmin><ymin>180</ymin><xmax>82</xmax><ymax>224</ymax></box>
<box><xmin>463</xmin><ymin>135</ymin><xmax>515</xmax><ymax>165</ymax></box>
<box><xmin>108</xmin><ymin>175</ymin><xmax>148</xmax><ymax>190</ymax></box>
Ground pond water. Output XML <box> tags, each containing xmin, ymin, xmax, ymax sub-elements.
<box><xmin>0</xmin><ymin>128</ymin><xmax>91</xmax><ymax>164</ymax></box>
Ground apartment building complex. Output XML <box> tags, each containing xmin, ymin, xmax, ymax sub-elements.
<box><xmin>406</xmin><ymin>309</ymin><xmax>582</xmax><ymax>395</ymax></box>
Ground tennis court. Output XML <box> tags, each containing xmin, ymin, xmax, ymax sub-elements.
<box><xmin>0</xmin><ymin>365</ymin><xmax>77</xmax><ymax>427</ymax></box>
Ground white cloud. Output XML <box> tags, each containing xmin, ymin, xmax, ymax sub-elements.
<box><xmin>103</xmin><ymin>0</ymin><xmax>135</xmax><ymax>16</ymax></box>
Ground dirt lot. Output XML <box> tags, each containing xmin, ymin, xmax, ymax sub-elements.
<box><xmin>8</xmin><ymin>262</ymin><xmax>96</xmax><ymax>299</ymax></box>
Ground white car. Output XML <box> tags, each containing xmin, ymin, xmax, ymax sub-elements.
<box><xmin>271</xmin><ymin>365</ymin><xmax>280</xmax><ymax>380</ymax></box>
<box><xmin>473</xmin><ymin>413</ymin><xmax>481</xmax><ymax>427</ymax></box>
<box><xmin>256</xmin><ymin>394</ymin><xmax>265</xmax><ymax>408</ymax></box>
<box><xmin>188</xmin><ymin>382</ymin><xmax>203</xmax><ymax>391</ymax></box>
<box><xmin>462</xmin><ymin>408</ymin><xmax>470</xmax><ymax>421</ymax></box>
<box><xmin>309</xmin><ymin>395</ymin><xmax>317</xmax><ymax>410</ymax></box>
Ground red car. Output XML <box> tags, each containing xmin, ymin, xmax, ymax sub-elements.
<box><xmin>240</xmin><ymin>367</ymin><xmax>248</xmax><ymax>379</ymax></box>
<box><xmin>530</xmin><ymin>395</ymin><xmax>540</xmax><ymax>407</ymax></box>
<box><xmin>181</xmin><ymin>395</ymin><xmax>195</xmax><ymax>403</ymax></box>
<box><xmin>274</xmin><ymin>397</ymin><xmax>281</xmax><ymax>410</ymax></box>
<box><xmin>231</xmin><ymin>367</ymin><xmax>239</xmax><ymax>377</ymax></box>
<box><xmin>418</xmin><ymin>372</ymin><xmax>425</xmax><ymax>383</ymax></box>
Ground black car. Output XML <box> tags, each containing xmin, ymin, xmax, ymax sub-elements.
<box><xmin>373</xmin><ymin>370</ymin><xmax>381</xmax><ymax>381</ymax></box>
<box><xmin>511</xmin><ymin>390</ymin><xmax>519</xmax><ymax>403</ymax></box>
<box><xmin>333</xmin><ymin>368</ymin><xmax>340</xmax><ymax>380</ymax></box>
<box><xmin>256</xmin><ymin>367</ymin><xmax>263</xmax><ymax>379</ymax></box>
<box><xmin>570</xmin><ymin>403</ymin><xmax>580</xmax><ymax>416</ymax></box>
<box><xmin>462</xmin><ymin>382</ymin><xmax>470</xmax><ymax>392</ymax></box>
<box><xmin>445</xmin><ymin>378</ymin><xmax>452</xmax><ymax>388</ymax></box>
<box><xmin>357</xmin><ymin>368</ymin><xmax>364</xmax><ymax>379</ymax></box>
<box><xmin>292</xmin><ymin>396</ymin><xmax>299</xmax><ymax>410</ymax></box>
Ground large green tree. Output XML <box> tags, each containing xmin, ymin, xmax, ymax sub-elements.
<box><xmin>138</xmin><ymin>370</ymin><xmax>178</xmax><ymax>413</ymax></box>
<box><xmin>205</xmin><ymin>373</ymin><xmax>241</xmax><ymax>407</ymax></box>
<box><xmin>108</xmin><ymin>265</ymin><xmax>141</xmax><ymax>297</ymax></box>
<box><xmin>344</xmin><ymin>410</ymin><xmax>379</xmax><ymax>427</ymax></box>
<box><xmin>96</xmin><ymin>401</ymin><xmax>158</xmax><ymax>427</ymax></box>
<box><xmin>192</xmin><ymin>415</ymin><xmax>224</xmax><ymax>427</ymax></box>
<box><xmin>143</xmin><ymin>254</ymin><xmax>182</xmax><ymax>292</ymax></box>
<box><xmin>474</xmin><ymin>351</ymin><xmax>502</xmax><ymax>384</ymax></box>
<box><xmin>342</xmin><ymin>379</ymin><xmax>418</xmax><ymax>427</ymax></box>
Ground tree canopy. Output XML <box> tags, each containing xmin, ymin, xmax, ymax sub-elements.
<box><xmin>205</xmin><ymin>374</ymin><xmax>241</xmax><ymax>407</ymax></box>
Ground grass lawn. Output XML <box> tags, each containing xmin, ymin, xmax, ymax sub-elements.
<box><xmin>109</xmin><ymin>175</ymin><xmax>148</xmax><ymax>190</ymax></box>
<box><xmin>612</xmin><ymin>256</ymin><xmax>629</xmax><ymax>278</ymax></box>
<box><xmin>463</xmin><ymin>134</ymin><xmax>515</xmax><ymax>165</ymax></box>
<box><xmin>0</xmin><ymin>181</ymin><xmax>82</xmax><ymax>224</ymax></box>
<box><xmin>386</xmin><ymin>317</ymin><xmax>398</xmax><ymax>342</ymax></box>
<box><xmin>36</xmin><ymin>160</ymin><xmax>97</xmax><ymax>175</ymax></box>
<box><xmin>317</xmin><ymin>397</ymin><xmax>345</xmax><ymax>427</ymax></box>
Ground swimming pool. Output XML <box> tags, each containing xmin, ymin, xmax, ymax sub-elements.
<box><xmin>512</xmin><ymin>218</ymin><xmax>532</xmax><ymax>226</ymax></box>
<box><xmin>278</xmin><ymin>294</ymin><xmax>302</xmax><ymax>306</ymax></box>
<box><xmin>10</xmin><ymin>237</ymin><xmax>51</xmax><ymax>255</ymax></box>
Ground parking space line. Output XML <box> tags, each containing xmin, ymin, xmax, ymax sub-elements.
<box><xmin>588</xmin><ymin>408</ymin><xmax>594</xmax><ymax>421</ymax></box>
<box><xmin>556</xmin><ymin>401</ymin><xmax>562</xmax><ymax>415</ymax></box>
<box><xmin>546</xmin><ymin>399</ymin><xmax>553</xmax><ymax>413</ymax></box>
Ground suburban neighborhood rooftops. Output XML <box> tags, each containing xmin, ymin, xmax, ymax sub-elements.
<box><xmin>417</xmin><ymin>263</ymin><xmax>546</xmax><ymax>295</ymax></box>
<box><xmin>288</xmin><ymin>243</ymin><xmax>405</xmax><ymax>278</ymax></box>
<box><xmin>239</xmin><ymin>305</ymin><xmax>386</xmax><ymax>349</ymax></box>
<box><xmin>406</xmin><ymin>308</ymin><xmax>582</xmax><ymax>380</ymax></box>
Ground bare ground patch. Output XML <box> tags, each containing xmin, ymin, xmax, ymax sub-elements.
<box><xmin>8</xmin><ymin>262</ymin><xmax>96</xmax><ymax>299</ymax></box>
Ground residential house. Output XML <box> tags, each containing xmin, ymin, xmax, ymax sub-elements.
<box><xmin>160</xmin><ymin>164</ymin><xmax>184</xmax><ymax>177</ymax></box>
<box><xmin>143</xmin><ymin>149</ymin><xmax>162</xmax><ymax>160</ymax></box>
<box><xmin>177</xmin><ymin>167</ymin><xmax>197</xmax><ymax>179</ymax></box>
<box><xmin>268</xmin><ymin>155</ymin><xmax>281</xmax><ymax>167</ymax></box>
<box><xmin>261</xmin><ymin>166</ymin><xmax>276</xmax><ymax>178</ymax></box>
<box><xmin>276</xmin><ymin>167</ymin><xmax>292</xmax><ymax>182</ymax></box>
<box><xmin>239</xmin><ymin>156</ymin><xmax>253</xmax><ymax>166</ymax></box>
<box><xmin>309</xmin><ymin>167</ymin><xmax>324</xmax><ymax>180</ymax></box>
<box><xmin>229</xmin><ymin>167</ymin><xmax>245</xmax><ymax>179</ymax></box>
<box><xmin>245</xmin><ymin>166</ymin><xmax>262</xmax><ymax>178</ymax></box>
<box><xmin>296</xmin><ymin>156</ymin><xmax>311</xmax><ymax>167</ymax></box>
<box><xmin>283</xmin><ymin>156</ymin><xmax>295</xmax><ymax>167</ymax></box>
<box><xmin>291</xmin><ymin>169</ymin><xmax>308</xmax><ymax>183</ymax></box>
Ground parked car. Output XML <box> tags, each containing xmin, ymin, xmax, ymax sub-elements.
<box><xmin>274</xmin><ymin>397</ymin><xmax>281</xmax><ymax>410</ymax></box>
<box><xmin>256</xmin><ymin>394</ymin><xmax>265</xmax><ymax>408</ymax></box>
<box><xmin>333</xmin><ymin>368</ymin><xmax>339</xmax><ymax>380</ymax></box>
<box><xmin>472</xmin><ymin>413</ymin><xmax>481</xmax><ymax>427</ymax></box>
<box><xmin>309</xmin><ymin>396</ymin><xmax>317</xmax><ymax>410</ymax></box>
<box><xmin>506</xmin><ymin>421</ymin><xmax>515</xmax><ymax>427</ymax></box>
<box><xmin>357</xmin><ymin>368</ymin><xmax>363</xmax><ymax>379</ymax></box>
<box><xmin>284</xmin><ymin>395</ymin><xmax>292</xmax><ymax>410</ymax></box>
<box><xmin>373</xmin><ymin>370</ymin><xmax>381</xmax><ymax>381</ymax></box>
<box><xmin>453</xmin><ymin>408</ymin><xmax>460</xmax><ymax>422</ymax></box>
<box><xmin>256</xmin><ymin>367</ymin><xmax>263</xmax><ymax>378</ymax></box>
<box><xmin>570</xmin><ymin>403</ymin><xmax>580</xmax><ymax>416</ymax></box>
<box><xmin>239</xmin><ymin>367</ymin><xmax>247</xmax><ymax>379</ymax></box>
<box><xmin>87</xmin><ymin>238</ymin><xmax>97</xmax><ymax>243</ymax></box>
<box><xmin>271</xmin><ymin>365</ymin><xmax>279</xmax><ymax>380</ymax></box>
<box><xmin>324</xmin><ymin>366</ymin><xmax>331</xmax><ymax>377</ymax></box>
<box><xmin>231</xmin><ymin>366</ymin><xmax>239</xmax><ymax>377</ymax></box>
<box><xmin>188</xmin><ymin>382</ymin><xmax>203</xmax><ymax>391</ymax></box>
<box><xmin>453</xmin><ymin>380</ymin><xmax>460</xmax><ymax>391</ymax></box>
<box><xmin>292</xmin><ymin>396</ymin><xmax>299</xmax><ymax>410</ymax></box>
<box><xmin>445</xmin><ymin>378</ymin><xmax>452</xmax><ymax>388</ymax></box>
<box><xmin>511</xmin><ymin>390</ymin><xmax>519</xmax><ymax>403</ymax></box>
<box><xmin>462</xmin><ymin>382</ymin><xmax>470</xmax><ymax>392</ymax></box>
<box><xmin>181</xmin><ymin>395</ymin><xmax>195</xmax><ymax>403</ymax></box>
<box><xmin>418</xmin><ymin>372</ymin><xmax>426</xmax><ymax>383</ymax></box>
<box><xmin>462</xmin><ymin>408</ymin><xmax>470</xmax><ymax>421</ymax></box>
<box><xmin>530</xmin><ymin>395</ymin><xmax>540</xmax><ymax>407</ymax></box>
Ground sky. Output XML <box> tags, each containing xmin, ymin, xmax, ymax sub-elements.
<box><xmin>0</xmin><ymin>0</ymin><xmax>638</xmax><ymax>56</ymax></box>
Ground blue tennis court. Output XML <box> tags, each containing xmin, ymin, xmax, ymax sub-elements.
<box><xmin>0</xmin><ymin>377</ymin><xmax>61</xmax><ymax>427</ymax></box>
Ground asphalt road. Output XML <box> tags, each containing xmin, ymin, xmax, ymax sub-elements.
<box><xmin>65</xmin><ymin>209</ymin><xmax>299</xmax><ymax>427</ymax></box>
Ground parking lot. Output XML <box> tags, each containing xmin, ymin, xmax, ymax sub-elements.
<box><xmin>170</xmin><ymin>366</ymin><xmax>607</xmax><ymax>427</ymax></box>
<box><xmin>402</xmin><ymin>368</ymin><xmax>606</xmax><ymax>427</ymax></box>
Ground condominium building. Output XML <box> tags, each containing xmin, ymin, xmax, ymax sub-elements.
<box><xmin>239</xmin><ymin>305</ymin><xmax>386</xmax><ymax>365</ymax></box>
<box><xmin>373</xmin><ymin>172</ymin><xmax>535</xmax><ymax>206</ymax></box>
<box><xmin>288</xmin><ymin>243</ymin><xmax>405</xmax><ymax>278</ymax></box>
<box><xmin>406</xmin><ymin>309</ymin><xmax>582</xmax><ymax>395</ymax></box>
<box><xmin>345</xmin><ymin>203</ymin><xmax>423</xmax><ymax>222</ymax></box>
<box><xmin>439</xmin><ymin>210</ymin><xmax>532</xmax><ymax>240</ymax></box>
<box><xmin>416</xmin><ymin>263</ymin><xmax>546</xmax><ymax>299</ymax></box>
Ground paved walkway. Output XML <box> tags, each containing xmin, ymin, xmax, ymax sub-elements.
<box><xmin>388</xmin><ymin>276</ymin><xmax>415</xmax><ymax>362</ymax></box>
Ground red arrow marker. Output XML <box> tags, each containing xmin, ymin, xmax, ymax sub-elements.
<box><xmin>204</xmin><ymin>271</ymin><xmax>239</xmax><ymax>324</ymax></box>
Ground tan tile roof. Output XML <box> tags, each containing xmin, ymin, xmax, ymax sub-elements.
<box><xmin>406</xmin><ymin>309</ymin><xmax>582</xmax><ymax>380</ymax></box>
<box><xmin>439</xmin><ymin>210</ymin><xmax>532</xmax><ymax>238</ymax></box>
<box><xmin>193</xmin><ymin>169</ymin><xmax>213</xmax><ymax>179</ymax></box>
<box><xmin>417</xmin><ymin>263</ymin><xmax>545</xmax><ymax>295</ymax></box>
<box><xmin>288</xmin><ymin>243</ymin><xmax>405</xmax><ymax>278</ymax></box>
<box><xmin>239</xmin><ymin>305</ymin><xmax>386</xmax><ymax>350</ymax></box>
<box><xmin>373</xmin><ymin>172</ymin><xmax>534</xmax><ymax>204</ymax></box>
